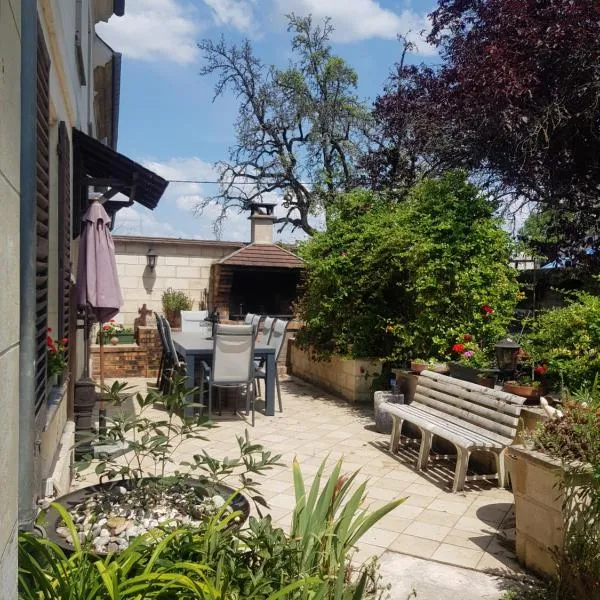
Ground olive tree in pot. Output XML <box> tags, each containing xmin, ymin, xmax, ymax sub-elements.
<box><xmin>45</xmin><ymin>375</ymin><xmax>281</xmax><ymax>555</ymax></box>
<box><xmin>161</xmin><ymin>288</ymin><xmax>193</xmax><ymax>329</ymax></box>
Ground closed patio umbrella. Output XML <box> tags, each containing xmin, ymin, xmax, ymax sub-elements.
<box><xmin>76</xmin><ymin>200</ymin><xmax>123</xmax><ymax>432</ymax></box>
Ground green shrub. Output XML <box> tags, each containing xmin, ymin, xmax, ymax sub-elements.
<box><xmin>162</xmin><ymin>288</ymin><xmax>193</xmax><ymax>314</ymax></box>
<box><xmin>296</xmin><ymin>172</ymin><xmax>519</xmax><ymax>363</ymax></box>
<box><xmin>525</xmin><ymin>291</ymin><xmax>600</xmax><ymax>392</ymax></box>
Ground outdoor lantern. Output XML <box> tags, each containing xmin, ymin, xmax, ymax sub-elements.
<box><xmin>495</xmin><ymin>337</ymin><xmax>521</xmax><ymax>374</ymax></box>
<box><xmin>146</xmin><ymin>247</ymin><xmax>158</xmax><ymax>270</ymax></box>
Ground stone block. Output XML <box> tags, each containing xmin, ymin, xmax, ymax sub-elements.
<box><xmin>374</xmin><ymin>391</ymin><xmax>405</xmax><ymax>433</ymax></box>
<box><xmin>516</xmin><ymin>496</ymin><xmax>563</xmax><ymax>551</ymax></box>
<box><xmin>523</xmin><ymin>460</ymin><xmax>564</xmax><ymax>512</ymax></box>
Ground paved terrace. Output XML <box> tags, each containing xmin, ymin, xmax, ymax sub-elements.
<box><xmin>78</xmin><ymin>374</ymin><xmax>523</xmax><ymax>592</ymax></box>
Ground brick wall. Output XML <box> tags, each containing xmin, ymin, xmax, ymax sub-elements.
<box><xmin>91</xmin><ymin>326</ymin><xmax>162</xmax><ymax>379</ymax></box>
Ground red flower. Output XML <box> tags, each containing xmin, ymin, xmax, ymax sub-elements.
<box><xmin>47</xmin><ymin>327</ymin><xmax>53</xmax><ymax>333</ymax></box>
<box><xmin>463</xmin><ymin>334</ymin><xmax>473</xmax><ymax>342</ymax></box>
<box><xmin>103</xmin><ymin>324</ymin><xmax>111</xmax><ymax>331</ymax></box>
<box><xmin>452</xmin><ymin>343</ymin><xmax>466</xmax><ymax>353</ymax></box>
<box><xmin>482</xmin><ymin>305</ymin><xmax>494</xmax><ymax>315</ymax></box>
<box><xmin>60</xmin><ymin>337</ymin><xmax>68</xmax><ymax>346</ymax></box>
<box><xmin>534</xmin><ymin>365</ymin><xmax>548</xmax><ymax>376</ymax></box>
<box><xmin>46</xmin><ymin>335</ymin><xmax>54</xmax><ymax>347</ymax></box>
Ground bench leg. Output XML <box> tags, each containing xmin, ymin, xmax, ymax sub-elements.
<box><xmin>417</xmin><ymin>430</ymin><xmax>433</xmax><ymax>471</ymax></box>
<box><xmin>495</xmin><ymin>450</ymin><xmax>507</xmax><ymax>488</ymax></box>
<box><xmin>389</xmin><ymin>417</ymin><xmax>403</xmax><ymax>453</ymax></box>
<box><xmin>453</xmin><ymin>447</ymin><xmax>470</xmax><ymax>493</ymax></box>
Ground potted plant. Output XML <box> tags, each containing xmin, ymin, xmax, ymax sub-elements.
<box><xmin>506</xmin><ymin>381</ymin><xmax>599</xmax><ymax>590</ymax></box>
<box><xmin>162</xmin><ymin>288</ymin><xmax>193</xmax><ymax>329</ymax></box>
<box><xmin>47</xmin><ymin>375</ymin><xmax>281</xmax><ymax>555</ymax></box>
<box><xmin>47</xmin><ymin>329</ymin><xmax>68</xmax><ymax>386</ymax></box>
<box><xmin>503</xmin><ymin>356</ymin><xmax>548</xmax><ymax>403</ymax></box>
<box><xmin>448</xmin><ymin>334</ymin><xmax>497</xmax><ymax>387</ymax></box>
<box><xmin>96</xmin><ymin>321</ymin><xmax>135</xmax><ymax>345</ymax></box>
<box><xmin>410</xmin><ymin>357</ymin><xmax>449</xmax><ymax>374</ymax></box>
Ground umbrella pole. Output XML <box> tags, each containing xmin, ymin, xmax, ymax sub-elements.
<box><xmin>99</xmin><ymin>321</ymin><xmax>107</xmax><ymax>438</ymax></box>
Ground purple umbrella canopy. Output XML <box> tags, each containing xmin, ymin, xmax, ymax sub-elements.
<box><xmin>76</xmin><ymin>201</ymin><xmax>123</xmax><ymax>322</ymax></box>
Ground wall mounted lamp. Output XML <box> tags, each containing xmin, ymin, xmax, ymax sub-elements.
<box><xmin>146</xmin><ymin>247</ymin><xmax>158</xmax><ymax>270</ymax></box>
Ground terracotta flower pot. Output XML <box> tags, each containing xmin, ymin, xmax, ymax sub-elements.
<box><xmin>410</xmin><ymin>361</ymin><xmax>449</xmax><ymax>374</ymax></box>
<box><xmin>503</xmin><ymin>381</ymin><xmax>544</xmax><ymax>403</ymax></box>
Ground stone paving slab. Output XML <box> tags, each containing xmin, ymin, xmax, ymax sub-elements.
<box><xmin>81</xmin><ymin>375</ymin><xmax>523</xmax><ymax>579</ymax></box>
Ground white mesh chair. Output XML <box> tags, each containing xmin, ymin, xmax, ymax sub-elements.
<box><xmin>250</xmin><ymin>314</ymin><xmax>262</xmax><ymax>338</ymax></box>
<box><xmin>255</xmin><ymin>319</ymin><xmax>289</xmax><ymax>413</ymax></box>
<box><xmin>181</xmin><ymin>310</ymin><xmax>211</xmax><ymax>336</ymax></box>
<box><xmin>258</xmin><ymin>316</ymin><xmax>275</xmax><ymax>346</ymax></box>
<box><xmin>199</xmin><ymin>324</ymin><xmax>256</xmax><ymax>423</ymax></box>
<box><xmin>244</xmin><ymin>313</ymin><xmax>255</xmax><ymax>325</ymax></box>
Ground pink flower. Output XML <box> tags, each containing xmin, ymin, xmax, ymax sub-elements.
<box><xmin>463</xmin><ymin>350</ymin><xmax>475</xmax><ymax>358</ymax></box>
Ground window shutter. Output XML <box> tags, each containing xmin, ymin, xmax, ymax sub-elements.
<box><xmin>35</xmin><ymin>23</ymin><xmax>51</xmax><ymax>419</ymax></box>
<box><xmin>57</xmin><ymin>121</ymin><xmax>71</xmax><ymax>382</ymax></box>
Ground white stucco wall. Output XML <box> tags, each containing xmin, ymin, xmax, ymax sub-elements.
<box><xmin>114</xmin><ymin>237</ymin><xmax>244</xmax><ymax>325</ymax></box>
<box><xmin>0</xmin><ymin>0</ymin><xmax>22</xmax><ymax>594</ymax></box>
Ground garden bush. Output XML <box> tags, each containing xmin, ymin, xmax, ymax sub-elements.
<box><xmin>296</xmin><ymin>172</ymin><xmax>519</xmax><ymax>363</ymax></box>
<box><xmin>525</xmin><ymin>290</ymin><xmax>600</xmax><ymax>392</ymax></box>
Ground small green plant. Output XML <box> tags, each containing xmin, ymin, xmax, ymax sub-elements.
<box><xmin>162</xmin><ymin>288</ymin><xmax>193</xmax><ymax>314</ymax></box>
<box><xmin>70</xmin><ymin>376</ymin><xmax>282</xmax><ymax>552</ymax></box>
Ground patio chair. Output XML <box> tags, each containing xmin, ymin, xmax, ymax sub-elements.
<box><xmin>155</xmin><ymin>313</ymin><xmax>168</xmax><ymax>390</ymax></box>
<box><xmin>181</xmin><ymin>310</ymin><xmax>210</xmax><ymax>336</ymax></box>
<box><xmin>199</xmin><ymin>324</ymin><xmax>256</xmax><ymax>423</ymax></box>
<box><xmin>258</xmin><ymin>316</ymin><xmax>275</xmax><ymax>346</ymax></box>
<box><xmin>244</xmin><ymin>313</ymin><xmax>255</xmax><ymax>325</ymax></box>
<box><xmin>255</xmin><ymin>318</ymin><xmax>289</xmax><ymax>413</ymax></box>
<box><xmin>250</xmin><ymin>314</ymin><xmax>262</xmax><ymax>338</ymax></box>
<box><xmin>160</xmin><ymin>315</ymin><xmax>186</xmax><ymax>392</ymax></box>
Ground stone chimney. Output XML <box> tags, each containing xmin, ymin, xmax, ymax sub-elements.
<box><xmin>249</xmin><ymin>202</ymin><xmax>276</xmax><ymax>244</ymax></box>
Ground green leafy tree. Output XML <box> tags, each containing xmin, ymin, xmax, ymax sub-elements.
<box><xmin>296</xmin><ymin>172</ymin><xmax>519</xmax><ymax>362</ymax></box>
<box><xmin>198</xmin><ymin>15</ymin><xmax>372</xmax><ymax>235</ymax></box>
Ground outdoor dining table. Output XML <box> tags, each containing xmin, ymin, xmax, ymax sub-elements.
<box><xmin>171</xmin><ymin>331</ymin><xmax>277</xmax><ymax>417</ymax></box>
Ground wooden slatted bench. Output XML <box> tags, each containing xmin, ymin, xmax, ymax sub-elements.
<box><xmin>382</xmin><ymin>370</ymin><xmax>526</xmax><ymax>492</ymax></box>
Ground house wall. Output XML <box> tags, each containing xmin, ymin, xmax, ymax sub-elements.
<box><xmin>113</xmin><ymin>237</ymin><xmax>244</xmax><ymax>325</ymax></box>
<box><xmin>37</xmin><ymin>0</ymin><xmax>101</xmax><ymax>501</ymax></box>
<box><xmin>0</xmin><ymin>0</ymin><xmax>22</xmax><ymax>593</ymax></box>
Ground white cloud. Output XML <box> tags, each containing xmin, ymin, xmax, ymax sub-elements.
<box><xmin>113</xmin><ymin>205</ymin><xmax>185</xmax><ymax>237</ymax></box>
<box><xmin>96</xmin><ymin>0</ymin><xmax>200</xmax><ymax>64</ymax></box>
<box><xmin>273</xmin><ymin>0</ymin><xmax>434</xmax><ymax>50</ymax></box>
<box><xmin>203</xmin><ymin>0</ymin><xmax>257</xmax><ymax>32</ymax></box>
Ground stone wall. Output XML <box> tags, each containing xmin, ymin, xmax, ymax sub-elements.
<box><xmin>506</xmin><ymin>446</ymin><xmax>565</xmax><ymax>577</ymax></box>
<box><xmin>288</xmin><ymin>342</ymin><xmax>381</xmax><ymax>403</ymax></box>
<box><xmin>0</xmin><ymin>0</ymin><xmax>21</xmax><ymax>592</ymax></box>
<box><xmin>113</xmin><ymin>237</ymin><xmax>243</xmax><ymax>326</ymax></box>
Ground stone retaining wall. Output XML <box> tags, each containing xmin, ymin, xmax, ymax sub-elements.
<box><xmin>288</xmin><ymin>342</ymin><xmax>381</xmax><ymax>403</ymax></box>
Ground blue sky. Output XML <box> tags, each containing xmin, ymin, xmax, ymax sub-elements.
<box><xmin>97</xmin><ymin>0</ymin><xmax>438</xmax><ymax>242</ymax></box>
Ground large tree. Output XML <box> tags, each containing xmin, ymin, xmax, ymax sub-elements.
<box><xmin>371</xmin><ymin>0</ymin><xmax>600</xmax><ymax>262</ymax></box>
<box><xmin>198</xmin><ymin>15</ymin><xmax>372</xmax><ymax>235</ymax></box>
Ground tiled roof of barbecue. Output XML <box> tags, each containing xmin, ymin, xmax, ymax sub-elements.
<box><xmin>218</xmin><ymin>243</ymin><xmax>305</xmax><ymax>268</ymax></box>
